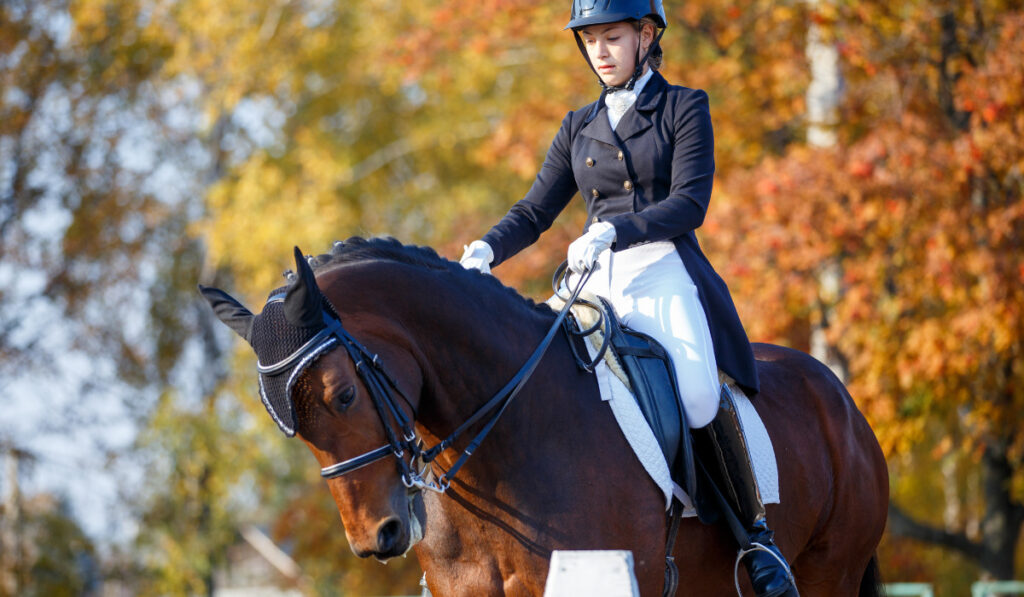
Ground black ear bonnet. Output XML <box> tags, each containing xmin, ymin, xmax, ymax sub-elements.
<box><xmin>249</xmin><ymin>288</ymin><xmax>340</xmax><ymax>436</ymax></box>
<box><xmin>200</xmin><ymin>247</ymin><xmax>342</xmax><ymax>437</ymax></box>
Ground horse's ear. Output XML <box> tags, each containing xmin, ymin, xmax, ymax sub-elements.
<box><xmin>198</xmin><ymin>285</ymin><xmax>255</xmax><ymax>342</ymax></box>
<box><xmin>284</xmin><ymin>246</ymin><xmax>323</xmax><ymax>328</ymax></box>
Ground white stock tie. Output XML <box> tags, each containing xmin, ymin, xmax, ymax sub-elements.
<box><xmin>606</xmin><ymin>89</ymin><xmax>638</xmax><ymax>130</ymax></box>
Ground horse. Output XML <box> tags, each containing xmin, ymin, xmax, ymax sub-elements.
<box><xmin>200</xmin><ymin>237</ymin><xmax>889</xmax><ymax>597</ymax></box>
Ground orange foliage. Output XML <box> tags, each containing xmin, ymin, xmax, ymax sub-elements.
<box><xmin>702</xmin><ymin>13</ymin><xmax>1024</xmax><ymax>583</ymax></box>
<box><xmin>713</xmin><ymin>8</ymin><xmax>1024</xmax><ymax>458</ymax></box>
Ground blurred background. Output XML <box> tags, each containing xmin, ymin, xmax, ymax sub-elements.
<box><xmin>0</xmin><ymin>0</ymin><xmax>1022</xmax><ymax>595</ymax></box>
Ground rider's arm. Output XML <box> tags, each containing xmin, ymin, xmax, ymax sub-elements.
<box><xmin>481</xmin><ymin>112</ymin><xmax>578</xmax><ymax>268</ymax></box>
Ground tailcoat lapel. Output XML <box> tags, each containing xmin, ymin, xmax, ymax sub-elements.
<box><xmin>580</xmin><ymin>103</ymin><xmax>622</xmax><ymax>148</ymax></box>
<box><xmin>614</xmin><ymin>108</ymin><xmax>652</xmax><ymax>142</ymax></box>
<box><xmin>579</xmin><ymin>72</ymin><xmax>668</xmax><ymax>145</ymax></box>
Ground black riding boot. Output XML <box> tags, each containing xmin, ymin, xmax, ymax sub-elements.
<box><xmin>701</xmin><ymin>384</ymin><xmax>798</xmax><ymax>597</ymax></box>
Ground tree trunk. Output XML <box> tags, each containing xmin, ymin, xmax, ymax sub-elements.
<box><xmin>805</xmin><ymin>0</ymin><xmax>841</xmax><ymax>148</ymax></box>
<box><xmin>805</xmin><ymin>0</ymin><xmax>850</xmax><ymax>383</ymax></box>
<box><xmin>1</xmin><ymin>448</ymin><xmax>20</xmax><ymax>597</ymax></box>
<box><xmin>978</xmin><ymin>439</ymin><xmax>1023</xmax><ymax>579</ymax></box>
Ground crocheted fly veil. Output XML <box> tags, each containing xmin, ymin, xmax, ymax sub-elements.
<box><xmin>251</xmin><ymin>291</ymin><xmax>339</xmax><ymax>436</ymax></box>
<box><xmin>199</xmin><ymin>247</ymin><xmax>340</xmax><ymax>437</ymax></box>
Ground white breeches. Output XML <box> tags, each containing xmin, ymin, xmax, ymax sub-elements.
<box><xmin>570</xmin><ymin>241</ymin><xmax>720</xmax><ymax>428</ymax></box>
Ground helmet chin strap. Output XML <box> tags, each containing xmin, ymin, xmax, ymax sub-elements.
<box><xmin>573</xmin><ymin>26</ymin><xmax>665</xmax><ymax>94</ymax></box>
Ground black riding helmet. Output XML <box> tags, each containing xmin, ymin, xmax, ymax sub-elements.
<box><xmin>566</xmin><ymin>0</ymin><xmax>667</xmax><ymax>92</ymax></box>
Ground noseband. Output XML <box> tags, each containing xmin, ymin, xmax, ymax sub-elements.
<box><xmin>262</xmin><ymin>264</ymin><xmax>594</xmax><ymax>494</ymax></box>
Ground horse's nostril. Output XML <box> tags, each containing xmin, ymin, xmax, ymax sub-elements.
<box><xmin>377</xmin><ymin>517</ymin><xmax>402</xmax><ymax>554</ymax></box>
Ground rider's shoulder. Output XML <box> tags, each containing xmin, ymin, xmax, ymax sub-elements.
<box><xmin>563</xmin><ymin>98</ymin><xmax>602</xmax><ymax>131</ymax></box>
<box><xmin>663</xmin><ymin>80</ymin><xmax>711</xmax><ymax>108</ymax></box>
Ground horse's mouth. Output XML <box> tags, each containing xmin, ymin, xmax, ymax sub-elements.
<box><xmin>372</xmin><ymin>543</ymin><xmax>409</xmax><ymax>561</ymax></box>
<box><xmin>406</xmin><ymin>490</ymin><xmax>425</xmax><ymax>549</ymax></box>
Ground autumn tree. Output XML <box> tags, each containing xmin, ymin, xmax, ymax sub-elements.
<box><xmin>5</xmin><ymin>493</ymin><xmax>100</xmax><ymax>597</ymax></box>
<box><xmin>1</xmin><ymin>1</ymin><xmax>283</xmax><ymax>593</ymax></box>
<box><xmin>709</xmin><ymin>3</ymin><xmax>1024</xmax><ymax>581</ymax></box>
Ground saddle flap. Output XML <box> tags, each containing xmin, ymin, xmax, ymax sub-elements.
<box><xmin>597</xmin><ymin>298</ymin><xmax>697</xmax><ymax>502</ymax></box>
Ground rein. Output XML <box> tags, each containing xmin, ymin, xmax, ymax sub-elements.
<box><xmin>271</xmin><ymin>263</ymin><xmax>594</xmax><ymax>493</ymax></box>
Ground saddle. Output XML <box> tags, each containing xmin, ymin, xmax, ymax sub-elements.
<box><xmin>550</xmin><ymin>292</ymin><xmax>701</xmax><ymax>510</ymax></box>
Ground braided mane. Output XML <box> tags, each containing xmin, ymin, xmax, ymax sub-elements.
<box><xmin>285</xmin><ymin>236</ymin><xmax>552</xmax><ymax>315</ymax></box>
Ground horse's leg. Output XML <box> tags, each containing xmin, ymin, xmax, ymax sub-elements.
<box><xmin>784</xmin><ymin>549</ymin><xmax>878</xmax><ymax>597</ymax></box>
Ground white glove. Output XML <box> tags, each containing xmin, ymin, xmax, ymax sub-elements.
<box><xmin>567</xmin><ymin>221</ymin><xmax>616</xmax><ymax>273</ymax></box>
<box><xmin>460</xmin><ymin>240</ymin><xmax>494</xmax><ymax>274</ymax></box>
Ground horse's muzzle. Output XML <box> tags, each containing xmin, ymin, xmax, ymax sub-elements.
<box><xmin>356</xmin><ymin>492</ymin><xmax>425</xmax><ymax>561</ymax></box>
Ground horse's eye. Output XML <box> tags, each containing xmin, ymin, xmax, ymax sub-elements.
<box><xmin>330</xmin><ymin>386</ymin><xmax>357</xmax><ymax>413</ymax></box>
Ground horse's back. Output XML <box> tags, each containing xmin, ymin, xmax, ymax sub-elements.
<box><xmin>751</xmin><ymin>343</ymin><xmax>889</xmax><ymax>595</ymax></box>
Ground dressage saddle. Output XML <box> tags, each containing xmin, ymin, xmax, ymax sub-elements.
<box><xmin>564</xmin><ymin>296</ymin><xmax>707</xmax><ymax>515</ymax></box>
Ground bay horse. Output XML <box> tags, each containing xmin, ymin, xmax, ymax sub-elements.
<box><xmin>200</xmin><ymin>237</ymin><xmax>888</xmax><ymax>597</ymax></box>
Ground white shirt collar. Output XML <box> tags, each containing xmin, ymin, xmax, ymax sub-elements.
<box><xmin>606</xmin><ymin>67</ymin><xmax>655</xmax><ymax>130</ymax></box>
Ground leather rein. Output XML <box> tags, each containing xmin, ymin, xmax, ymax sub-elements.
<box><xmin>262</xmin><ymin>263</ymin><xmax>595</xmax><ymax>494</ymax></box>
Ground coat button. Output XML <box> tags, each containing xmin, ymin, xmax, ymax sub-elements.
<box><xmin>592</xmin><ymin>216</ymin><xmax>599</xmax><ymax>224</ymax></box>
<box><xmin>591</xmin><ymin>188</ymin><xmax>599</xmax><ymax>198</ymax></box>
<box><xmin>586</xmin><ymin>157</ymin><xmax>595</xmax><ymax>167</ymax></box>
<box><xmin>617</xmin><ymin>150</ymin><xmax>624</xmax><ymax>161</ymax></box>
<box><xmin>624</xmin><ymin>180</ymin><xmax>633</xmax><ymax>191</ymax></box>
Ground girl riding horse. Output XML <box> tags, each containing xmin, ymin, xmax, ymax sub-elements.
<box><xmin>461</xmin><ymin>1</ymin><xmax>797</xmax><ymax>595</ymax></box>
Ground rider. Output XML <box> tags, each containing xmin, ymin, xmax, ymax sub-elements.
<box><xmin>460</xmin><ymin>2</ymin><xmax>796</xmax><ymax>596</ymax></box>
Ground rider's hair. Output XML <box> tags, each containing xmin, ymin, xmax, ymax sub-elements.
<box><xmin>638</xmin><ymin>16</ymin><xmax>663</xmax><ymax>71</ymax></box>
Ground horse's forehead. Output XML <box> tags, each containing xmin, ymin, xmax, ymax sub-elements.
<box><xmin>304</xmin><ymin>349</ymin><xmax>358</xmax><ymax>388</ymax></box>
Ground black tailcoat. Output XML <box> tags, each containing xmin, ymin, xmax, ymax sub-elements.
<box><xmin>482</xmin><ymin>72</ymin><xmax>759</xmax><ymax>395</ymax></box>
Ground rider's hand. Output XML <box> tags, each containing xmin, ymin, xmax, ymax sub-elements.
<box><xmin>567</xmin><ymin>222</ymin><xmax>616</xmax><ymax>273</ymax></box>
<box><xmin>460</xmin><ymin>240</ymin><xmax>494</xmax><ymax>274</ymax></box>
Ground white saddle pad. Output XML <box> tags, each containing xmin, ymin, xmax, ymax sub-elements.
<box><xmin>549</xmin><ymin>293</ymin><xmax>780</xmax><ymax>514</ymax></box>
<box><xmin>595</xmin><ymin>358</ymin><xmax>780</xmax><ymax>514</ymax></box>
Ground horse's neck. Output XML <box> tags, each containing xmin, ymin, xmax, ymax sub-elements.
<box><xmin>332</xmin><ymin>263</ymin><xmax>609</xmax><ymax>484</ymax></box>
<box><xmin>399</xmin><ymin>276</ymin><xmax>597</xmax><ymax>478</ymax></box>
<box><xmin>409</xmin><ymin>284</ymin><xmax>638</xmax><ymax>592</ymax></box>
<box><xmin>394</xmin><ymin>273</ymin><xmax>666</xmax><ymax>592</ymax></box>
<box><xmin>413</xmin><ymin>284</ymin><xmax>554</xmax><ymax>437</ymax></box>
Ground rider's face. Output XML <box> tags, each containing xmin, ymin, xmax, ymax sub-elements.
<box><xmin>579</xmin><ymin>22</ymin><xmax>652</xmax><ymax>87</ymax></box>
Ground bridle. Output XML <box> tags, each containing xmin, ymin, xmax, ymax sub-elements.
<box><xmin>259</xmin><ymin>263</ymin><xmax>595</xmax><ymax>494</ymax></box>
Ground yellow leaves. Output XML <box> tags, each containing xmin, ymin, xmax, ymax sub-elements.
<box><xmin>200</xmin><ymin>153</ymin><xmax>359</xmax><ymax>295</ymax></box>
<box><xmin>474</xmin><ymin>95</ymin><xmax>563</xmax><ymax>178</ymax></box>
<box><xmin>69</xmin><ymin>0</ymin><xmax>107</xmax><ymax>37</ymax></box>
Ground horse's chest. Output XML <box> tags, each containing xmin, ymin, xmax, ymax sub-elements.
<box><xmin>419</xmin><ymin>547</ymin><xmax>541</xmax><ymax>597</ymax></box>
<box><xmin>416</xmin><ymin>496</ymin><xmax>548</xmax><ymax>595</ymax></box>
